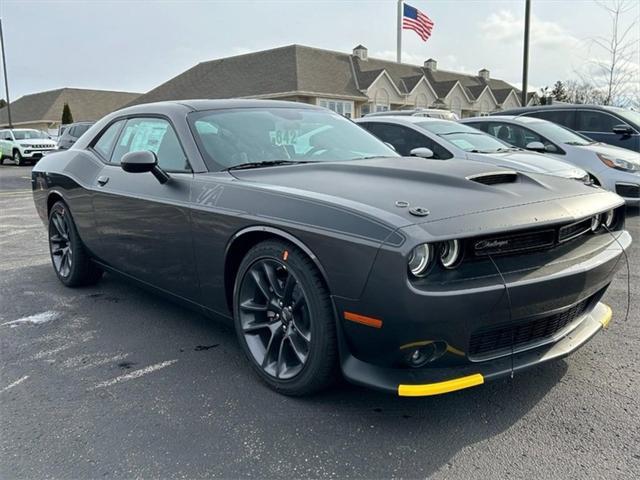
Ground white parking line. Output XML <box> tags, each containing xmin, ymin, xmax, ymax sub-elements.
<box><xmin>90</xmin><ymin>360</ymin><xmax>178</xmax><ymax>390</ymax></box>
<box><xmin>1</xmin><ymin>375</ymin><xmax>29</xmax><ymax>393</ymax></box>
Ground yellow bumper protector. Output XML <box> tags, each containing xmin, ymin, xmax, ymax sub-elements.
<box><xmin>600</xmin><ymin>304</ymin><xmax>613</xmax><ymax>328</ymax></box>
<box><xmin>398</xmin><ymin>373</ymin><xmax>484</xmax><ymax>397</ymax></box>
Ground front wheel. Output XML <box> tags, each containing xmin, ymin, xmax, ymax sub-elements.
<box><xmin>48</xmin><ymin>201</ymin><xmax>103</xmax><ymax>287</ymax></box>
<box><xmin>13</xmin><ymin>150</ymin><xmax>24</xmax><ymax>166</ymax></box>
<box><xmin>233</xmin><ymin>240</ymin><xmax>338</xmax><ymax>395</ymax></box>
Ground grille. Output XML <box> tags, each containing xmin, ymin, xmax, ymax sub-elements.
<box><xmin>469</xmin><ymin>173</ymin><xmax>518</xmax><ymax>185</ymax></box>
<box><xmin>468</xmin><ymin>296</ymin><xmax>593</xmax><ymax>358</ymax></box>
<box><xmin>472</xmin><ymin>229</ymin><xmax>556</xmax><ymax>256</ymax></box>
<box><xmin>559</xmin><ymin>218</ymin><xmax>592</xmax><ymax>242</ymax></box>
<box><xmin>616</xmin><ymin>183</ymin><xmax>640</xmax><ymax>198</ymax></box>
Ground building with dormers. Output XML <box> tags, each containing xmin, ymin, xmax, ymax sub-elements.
<box><xmin>129</xmin><ymin>44</ymin><xmax>539</xmax><ymax>118</ymax></box>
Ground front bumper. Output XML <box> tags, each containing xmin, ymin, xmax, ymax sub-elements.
<box><xmin>334</xmin><ymin>226</ymin><xmax>630</xmax><ymax>396</ymax></box>
<box><xmin>21</xmin><ymin>149</ymin><xmax>56</xmax><ymax>159</ymax></box>
<box><xmin>599</xmin><ymin>170</ymin><xmax>640</xmax><ymax>205</ymax></box>
<box><xmin>341</xmin><ymin>302</ymin><xmax>611</xmax><ymax>396</ymax></box>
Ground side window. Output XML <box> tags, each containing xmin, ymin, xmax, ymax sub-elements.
<box><xmin>525</xmin><ymin>110</ymin><xmax>575</xmax><ymax>129</ymax></box>
<box><xmin>92</xmin><ymin>120</ymin><xmax>125</xmax><ymax>160</ymax></box>
<box><xmin>465</xmin><ymin>122</ymin><xmax>489</xmax><ymax>133</ymax></box>
<box><xmin>363</xmin><ymin>123</ymin><xmax>452</xmax><ymax>159</ymax></box>
<box><xmin>576</xmin><ymin>111</ymin><xmax>624</xmax><ymax>133</ymax></box>
<box><xmin>111</xmin><ymin>118</ymin><xmax>189</xmax><ymax>171</ymax></box>
<box><xmin>68</xmin><ymin>126</ymin><xmax>78</xmax><ymax>138</ymax></box>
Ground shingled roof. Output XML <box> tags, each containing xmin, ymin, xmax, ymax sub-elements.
<box><xmin>0</xmin><ymin>88</ymin><xmax>141</xmax><ymax>127</ymax></box>
<box><xmin>130</xmin><ymin>44</ymin><xmax>520</xmax><ymax>107</ymax></box>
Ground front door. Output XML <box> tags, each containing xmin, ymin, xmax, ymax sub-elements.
<box><xmin>90</xmin><ymin>117</ymin><xmax>198</xmax><ymax>302</ymax></box>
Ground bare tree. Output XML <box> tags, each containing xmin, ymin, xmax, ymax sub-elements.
<box><xmin>584</xmin><ymin>0</ymin><xmax>639</xmax><ymax>106</ymax></box>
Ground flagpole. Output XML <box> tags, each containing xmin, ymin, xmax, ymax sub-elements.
<box><xmin>396</xmin><ymin>0</ymin><xmax>403</xmax><ymax>63</ymax></box>
<box><xmin>521</xmin><ymin>0</ymin><xmax>531</xmax><ymax>106</ymax></box>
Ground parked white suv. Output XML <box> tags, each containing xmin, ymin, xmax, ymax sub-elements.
<box><xmin>0</xmin><ymin>129</ymin><xmax>58</xmax><ymax>166</ymax></box>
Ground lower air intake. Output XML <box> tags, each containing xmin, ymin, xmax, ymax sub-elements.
<box><xmin>468</xmin><ymin>295</ymin><xmax>594</xmax><ymax>358</ymax></box>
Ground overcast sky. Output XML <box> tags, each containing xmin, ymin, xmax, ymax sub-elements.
<box><xmin>1</xmin><ymin>0</ymin><xmax>638</xmax><ymax>100</ymax></box>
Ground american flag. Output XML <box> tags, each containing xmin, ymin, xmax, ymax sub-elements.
<box><xmin>402</xmin><ymin>3</ymin><xmax>434</xmax><ymax>42</ymax></box>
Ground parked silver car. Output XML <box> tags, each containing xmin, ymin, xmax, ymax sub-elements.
<box><xmin>462</xmin><ymin>115</ymin><xmax>640</xmax><ymax>206</ymax></box>
<box><xmin>355</xmin><ymin>116</ymin><xmax>588</xmax><ymax>181</ymax></box>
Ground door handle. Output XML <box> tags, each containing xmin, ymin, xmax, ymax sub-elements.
<box><xmin>97</xmin><ymin>176</ymin><xmax>109</xmax><ymax>186</ymax></box>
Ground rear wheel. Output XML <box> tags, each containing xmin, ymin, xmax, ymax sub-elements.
<box><xmin>48</xmin><ymin>201</ymin><xmax>103</xmax><ymax>287</ymax></box>
<box><xmin>233</xmin><ymin>240</ymin><xmax>338</xmax><ymax>395</ymax></box>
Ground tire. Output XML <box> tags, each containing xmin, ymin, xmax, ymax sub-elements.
<box><xmin>48</xmin><ymin>201</ymin><xmax>103</xmax><ymax>287</ymax></box>
<box><xmin>13</xmin><ymin>150</ymin><xmax>24</xmax><ymax>166</ymax></box>
<box><xmin>233</xmin><ymin>240</ymin><xmax>338</xmax><ymax>395</ymax></box>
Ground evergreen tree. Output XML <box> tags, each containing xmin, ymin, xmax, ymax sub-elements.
<box><xmin>61</xmin><ymin>103</ymin><xmax>74</xmax><ymax>124</ymax></box>
<box><xmin>551</xmin><ymin>81</ymin><xmax>568</xmax><ymax>102</ymax></box>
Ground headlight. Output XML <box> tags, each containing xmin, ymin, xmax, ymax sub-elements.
<box><xmin>439</xmin><ymin>239</ymin><xmax>461</xmax><ymax>269</ymax></box>
<box><xmin>603</xmin><ymin>209</ymin><xmax>615</xmax><ymax>229</ymax></box>
<box><xmin>408</xmin><ymin>244</ymin><xmax>433</xmax><ymax>277</ymax></box>
<box><xmin>597</xmin><ymin>153</ymin><xmax>640</xmax><ymax>172</ymax></box>
<box><xmin>591</xmin><ymin>214</ymin><xmax>602</xmax><ymax>232</ymax></box>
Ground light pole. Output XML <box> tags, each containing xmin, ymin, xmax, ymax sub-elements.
<box><xmin>0</xmin><ymin>18</ymin><xmax>13</xmax><ymax>128</ymax></box>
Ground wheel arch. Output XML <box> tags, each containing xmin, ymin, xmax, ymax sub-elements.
<box><xmin>47</xmin><ymin>190</ymin><xmax>66</xmax><ymax>216</ymax></box>
<box><xmin>223</xmin><ymin>226</ymin><xmax>331</xmax><ymax>312</ymax></box>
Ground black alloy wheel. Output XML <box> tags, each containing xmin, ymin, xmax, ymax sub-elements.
<box><xmin>48</xmin><ymin>201</ymin><xmax>103</xmax><ymax>287</ymax></box>
<box><xmin>49</xmin><ymin>208</ymin><xmax>73</xmax><ymax>278</ymax></box>
<box><xmin>233</xmin><ymin>240</ymin><xmax>338</xmax><ymax>395</ymax></box>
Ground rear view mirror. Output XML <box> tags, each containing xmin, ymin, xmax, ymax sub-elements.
<box><xmin>121</xmin><ymin>150</ymin><xmax>170</xmax><ymax>184</ymax></box>
<box><xmin>612</xmin><ymin>124</ymin><xmax>633</xmax><ymax>136</ymax></box>
<box><xmin>525</xmin><ymin>141</ymin><xmax>546</xmax><ymax>152</ymax></box>
<box><xmin>410</xmin><ymin>147</ymin><xmax>434</xmax><ymax>158</ymax></box>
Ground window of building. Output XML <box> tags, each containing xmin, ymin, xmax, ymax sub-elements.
<box><xmin>111</xmin><ymin>118</ymin><xmax>190</xmax><ymax>171</ymax></box>
<box><xmin>318</xmin><ymin>99</ymin><xmax>353</xmax><ymax>118</ymax></box>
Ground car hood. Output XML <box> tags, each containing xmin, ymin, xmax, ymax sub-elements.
<box><xmin>228</xmin><ymin>157</ymin><xmax>615</xmax><ymax>229</ymax></box>
<box><xmin>473</xmin><ymin>150</ymin><xmax>586</xmax><ymax>178</ymax></box>
<box><xmin>16</xmin><ymin>139</ymin><xmax>56</xmax><ymax>147</ymax></box>
<box><xmin>574</xmin><ymin>142</ymin><xmax>640</xmax><ymax>164</ymax></box>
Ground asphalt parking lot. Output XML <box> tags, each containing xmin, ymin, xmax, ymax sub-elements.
<box><xmin>1</xmin><ymin>163</ymin><xmax>638</xmax><ymax>479</ymax></box>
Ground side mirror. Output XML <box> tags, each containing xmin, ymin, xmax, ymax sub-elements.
<box><xmin>121</xmin><ymin>150</ymin><xmax>170</xmax><ymax>184</ymax></box>
<box><xmin>612</xmin><ymin>124</ymin><xmax>633</xmax><ymax>136</ymax></box>
<box><xmin>410</xmin><ymin>147</ymin><xmax>434</xmax><ymax>158</ymax></box>
<box><xmin>525</xmin><ymin>141</ymin><xmax>546</xmax><ymax>152</ymax></box>
<box><xmin>384</xmin><ymin>142</ymin><xmax>396</xmax><ymax>152</ymax></box>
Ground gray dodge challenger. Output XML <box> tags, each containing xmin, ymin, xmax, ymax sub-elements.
<box><xmin>31</xmin><ymin>100</ymin><xmax>631</xmax><ymax>396</ymax></box>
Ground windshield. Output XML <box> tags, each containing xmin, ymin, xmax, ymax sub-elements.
<box><xmin>189</xmin><ymin>108</ymin><xmax>397</xmax><ymax>170</ymax></box>
<box><xmin>527</xmin><ymin>121</ymin><xmax>594</xmax><ymax>145</ymax></box>
<box><xmin>608</xmin><ymin>107</ymin><xmax>640</xmax><ymax>127</ymax></box>
<box><xmin>13</xmin><ymin>129</ymin><xmax>48</xmax><ymax>140</ymax></box>
<box><xmin>417</xmin><ymin>121</ymin><xmax>511</xmax><ymax>153</ymax></box>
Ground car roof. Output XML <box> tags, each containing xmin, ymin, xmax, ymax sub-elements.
<box><xmin>463</xmin><ymin>115</ymin><xmax>546</xmax><ymax>124</ymax></box>
<box><xmin>498</xmin><ymin>104</ymin><xmax>622</xmax><ymax>115</ymax></box>
<box><xmin>355</xmin><ymin>115</ymin><xmax>451</xmax><ymax>125</ymax></box>
<box><xmin>115</xmin><ymin>98</ymin><xmax>322</xmax><ymax>117</ymax></box>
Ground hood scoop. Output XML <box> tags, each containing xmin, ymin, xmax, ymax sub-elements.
<box><xmin>467</xmin><ymin>171</ymin><xmax>519</xmax><ymax>186</ymax></box>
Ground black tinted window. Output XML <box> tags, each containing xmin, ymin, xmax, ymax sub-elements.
<box><xmin>525</xmin><ymin>110</ymin><xmax>575</xmax><ymax>128</ymax></box>
<box><xmin>576</xmin><ymin>110</ymin><xmax>624</xmax><ymax>133</ymax></box>
<box><xmin>363</xmin><ymin>123</ymin><xmax>452</xmax><ymax>159</ymax></box>
<box><xmin>112</xmin><ymin>118</ymin><xmax>189</xmax><ymax>171</ymax></box>
<box><xmin>93</xmin><ymin>120</ymin><xmax>124</xmax><ymax>160</ymax></box>
<box><xmin>486</xmin><ymin>122</ymin><xmax>543</xmax><ymax>148</ymax></box>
